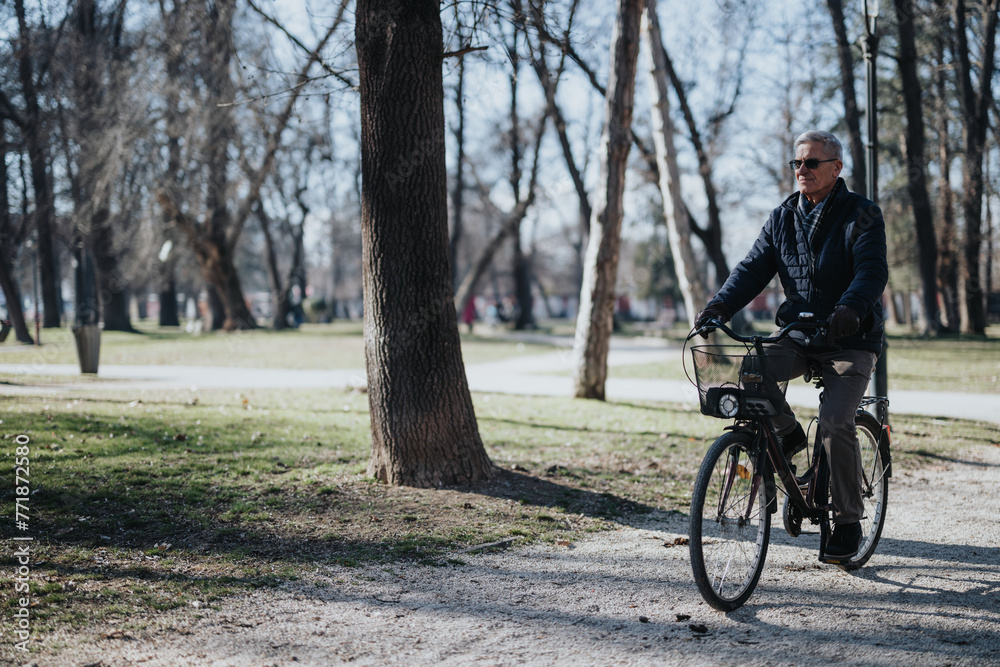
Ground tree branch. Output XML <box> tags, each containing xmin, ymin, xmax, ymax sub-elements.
<box><xmin>245</xmin><ymin>0</ymin><xmax>357</xmax><ymax>90</ymax></box>
<box><xmin>227</xmin><ymin>8</ymin><xmax>347</xmax><ymax>250</ymax></box>
<box><xmin>442</xmin><ymin>45</ymin><xmax>489</xmax><ymax>59</ymax></box>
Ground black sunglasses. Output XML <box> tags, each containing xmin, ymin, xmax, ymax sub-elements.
<box><xmin>788</xmin><ymin>158</ymin><xmax>838</xmax><ymax>170</ymax></box>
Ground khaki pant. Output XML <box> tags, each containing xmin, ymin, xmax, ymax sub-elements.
<box><xmin>767</xmin><ymin>340</ymin><xmax>878</xmax><ymax>524</ymax></box>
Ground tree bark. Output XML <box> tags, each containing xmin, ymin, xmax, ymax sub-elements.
<box><xmin>572</xmin><ymin>0</ymin><xmax>642</xmax><ymax>400</ymax></box>
<box><xmin>894</xmin><ymin>0</ymin><xmax>940</xmax><ymax>334</ymax></box>
<box><xmin>954</xmin><ymin>0</ymin><xmax>999</xmax><ymax>334</ymax></box>
<box><xmin>825</xmin><ymin>0</ymin><xmax>867</xmax><ymax>195</ymax></box>
<box><xmin>356</xmin><ymin>0</ymin><xmax>492</xmax><ymax>487</ymax></box>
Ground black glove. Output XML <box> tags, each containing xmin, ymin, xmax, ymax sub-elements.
<box><xmin>828</xmin><ymin>304</ymin><xmax>861</xmax><ymax>340</ymax></box>
<box><xmin>695</xmin><ymin>303</ymin><xmax>729</xmax><ymax>331</ymax></box>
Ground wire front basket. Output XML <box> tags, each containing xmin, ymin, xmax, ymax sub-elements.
<box><xmin>690</xmin><ymin>345</ymin><xmax>796</xmax><ymax>419</ymax></box>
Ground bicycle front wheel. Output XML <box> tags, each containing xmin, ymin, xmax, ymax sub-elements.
<box><xmin>840</xmin><ymin>412</ymin><xmax>889</xmax><ymax>570</ymax></box>
<box><xmin>689</xmin><ymin>431</ymin><xmax>771</xmax><ymax>612</ymax></box>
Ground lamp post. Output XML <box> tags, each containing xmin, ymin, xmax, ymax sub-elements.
<box><xmin>861</xmin><ymin>0</ymin><xmax>887</xmax><ymax>421</ymax></box>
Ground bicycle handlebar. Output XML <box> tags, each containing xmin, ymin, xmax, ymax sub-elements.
<box><xmin>687</xmin><ymin>314</ymin><xmax>827</xmax><ymax>345</ymax></box>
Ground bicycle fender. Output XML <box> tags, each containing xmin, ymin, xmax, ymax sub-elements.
<box><xmin>880</xmin><ymin>425</ymin><xmax>892</xmax><ymax>479</ymax></box>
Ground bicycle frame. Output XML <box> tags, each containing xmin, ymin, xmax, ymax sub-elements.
<box><xmin>691</xmin><ymin>317</ymin><xmax>891</xmax><ymax>534</ymax></box>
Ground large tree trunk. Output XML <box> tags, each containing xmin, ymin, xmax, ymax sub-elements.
<box><xmin>15</xmin><ymin>0</ymin><xmax>61</xmax><ymax>328</ymax></box>
<box><xmin>572</xmin><ymin>0</ymin><xmax>642</xmax><ymax>400</ymax></box>
<box><xmin>356</xmin><ymin>0</ymin><xmax>492</xmax><ymax>487</ymax></box>
<box><xmin>644</xmin><ymin>1</ymin><xmax>709</xmax><ymax>329</ymax></box>
<box><xmin>825</xmin><ymin>0</ymin><xmax>867</xmax><ymax>195</ymax></box>
<box><xmin>954</xmin><ymin>0</ymin><xmax>999</xmax><ymax>334</ymax></box>
<box><xmin>895</xmin><ymin>0</ymin><xmax>940</xmax><ymax>334</ymax></box>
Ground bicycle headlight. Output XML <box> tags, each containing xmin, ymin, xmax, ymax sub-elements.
<box><xmin>717</xmin><ymin>390</ymin><xmax>741</xmax><ymax>418</ymax></box>
<box><xmin>704</xmin><ymin>387</ymin><xmax>742</xmax><ymax>418</ymax></box>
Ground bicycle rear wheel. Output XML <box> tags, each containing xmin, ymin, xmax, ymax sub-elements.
<box><xmin>689</xmin><ymin>431</ymin><xmax>770</xmax><ymax>612</ymax></box>
<box><xmin>840</xmin><ymin>412</ymin><xmax>888</xmax><ymax>570</ymax></box>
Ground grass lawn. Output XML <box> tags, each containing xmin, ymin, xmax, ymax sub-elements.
<box><xmin>0</xmin><ymin>382</ymin><xmax>995</xmax><ymax>645</ymax></box>
<box><xmin>0</xmin><ymin>321</ymin><xmax>558</xmax><ymax>369</ymax></box>
<box><xmin>612</xmin><ymin>329</ymin><xmax>1000</xmax><ymax>393</ymax></box>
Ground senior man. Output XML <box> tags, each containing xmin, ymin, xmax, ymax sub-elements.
<box><xmin>696</xmin><ymin>130</ymin><xmax>887</xmax><ymax>560</ymax></box>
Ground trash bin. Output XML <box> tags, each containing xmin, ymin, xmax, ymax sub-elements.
<box><xmin>73</xmin><ymin>324</ymin><xmax>101</xmax><ymax>374</ymax></box>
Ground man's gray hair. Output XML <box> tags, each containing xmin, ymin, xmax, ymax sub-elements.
<box><xmin>794</xmin><ymin>130</ymin><xmax>843</xmax><ymax>161</ymax></box>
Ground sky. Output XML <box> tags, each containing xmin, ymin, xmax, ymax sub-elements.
<box><xmin>245</xmin><ymin>0</ymin><xmax>872</xmax><ymax>286</ymax></box>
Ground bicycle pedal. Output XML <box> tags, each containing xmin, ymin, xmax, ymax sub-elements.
<box><xmin>819</xmin><ymin>555</ymin><xmax>848</xmax><ymax>565</ymax></box>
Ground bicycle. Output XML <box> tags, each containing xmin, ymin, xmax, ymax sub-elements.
<box><xmin>683</xmin><ymin>315</ymin><xmax>891</xmax><ymax>612</ymax></box>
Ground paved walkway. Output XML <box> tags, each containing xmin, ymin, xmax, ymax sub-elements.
<box><xmin>1</xmin><ymin>336</ymin><xmax>997</xmax><ymax>423</ymax></box>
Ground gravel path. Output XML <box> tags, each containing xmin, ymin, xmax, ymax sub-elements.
<box><xmin>34</xmin><ymin>442</ymin><xmax>1000</xmax><ymax>666</ymax></box>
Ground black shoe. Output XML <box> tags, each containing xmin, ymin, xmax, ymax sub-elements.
<box><xmin>825</xmin><ymin>521</ymin><xmax>862</xmax><ymax>560</ymax></box>
<box><xmin>795</xmin><ymin>467</ymin><xmax>814</xmax><ymax>490</ymax></box>
<box><xmin>777</xmin><ymin>423</ymin><xmax>807</xmax><ymax>460</ymax></box>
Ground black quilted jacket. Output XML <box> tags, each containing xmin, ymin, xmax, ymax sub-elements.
<box><xmin>709</xmin><ymin>178</ymin><xmax>887</xmax><ymax>354</ymax></box>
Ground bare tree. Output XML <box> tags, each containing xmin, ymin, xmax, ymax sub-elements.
<box><xmin>357</xmin><ymin>0</ymin><xmax>493</xmax><ymax>487</ymax></box>
<box><xmin>527</xmin><ymin>0</ymin><xmax>590</xmax><ymax>290</ymax></box>
<box><xmin>930</xmin><ymin>0</ymin><xmax>962</xmax><ymax>331</ymax></box>
<box><xmin>12</xmin><ymin>0</ymin><xmax>62</xmax><ymax>327</ymax></box>
<box><xmin>953</xmin><ymin>0</ymin><xmax>999</xmax><ymax>334</ymax></box>
<box><xmin>643</xmin><ymin>0</ymin><xmax>708</xmax><ymax>328</ymax></box>
<box><xmin>0</xmin><ymin>117</ymin><xmax>33</xmax><ymax>343</ymax></box>
<box><xmin>825</xmin><ymin>0</ymin><xmax>867</xmax><ymax>194</ymax></box>
<box><xmin>159</xmin><ymin>0</ymin><xmax>343</xmax><ymax>331</ymax></box>
<box><xmin>60</xmin><ymin>0</ymin><xmax>142</xmax><ymax>332</ymax></box>
<box><xmin>894</xmin><ymin>0</ymin><xmax>940</xmax><ymax>334</ymax></box>
<box><xmin>572</xmin><ymin>0</ymin><xmax>642</xmax><ymax>400</ymax></box>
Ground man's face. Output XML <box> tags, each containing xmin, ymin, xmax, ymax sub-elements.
<box><xmin>795</xmin><ymin>141</ymin><xmax>843</xmax><ymax>203</ymax></box>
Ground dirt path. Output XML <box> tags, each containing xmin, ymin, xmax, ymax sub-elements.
<box><xmin>31</xmin><ymin>442</ymin><xmax>1000</xmax><ymax>666</ymax></box>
